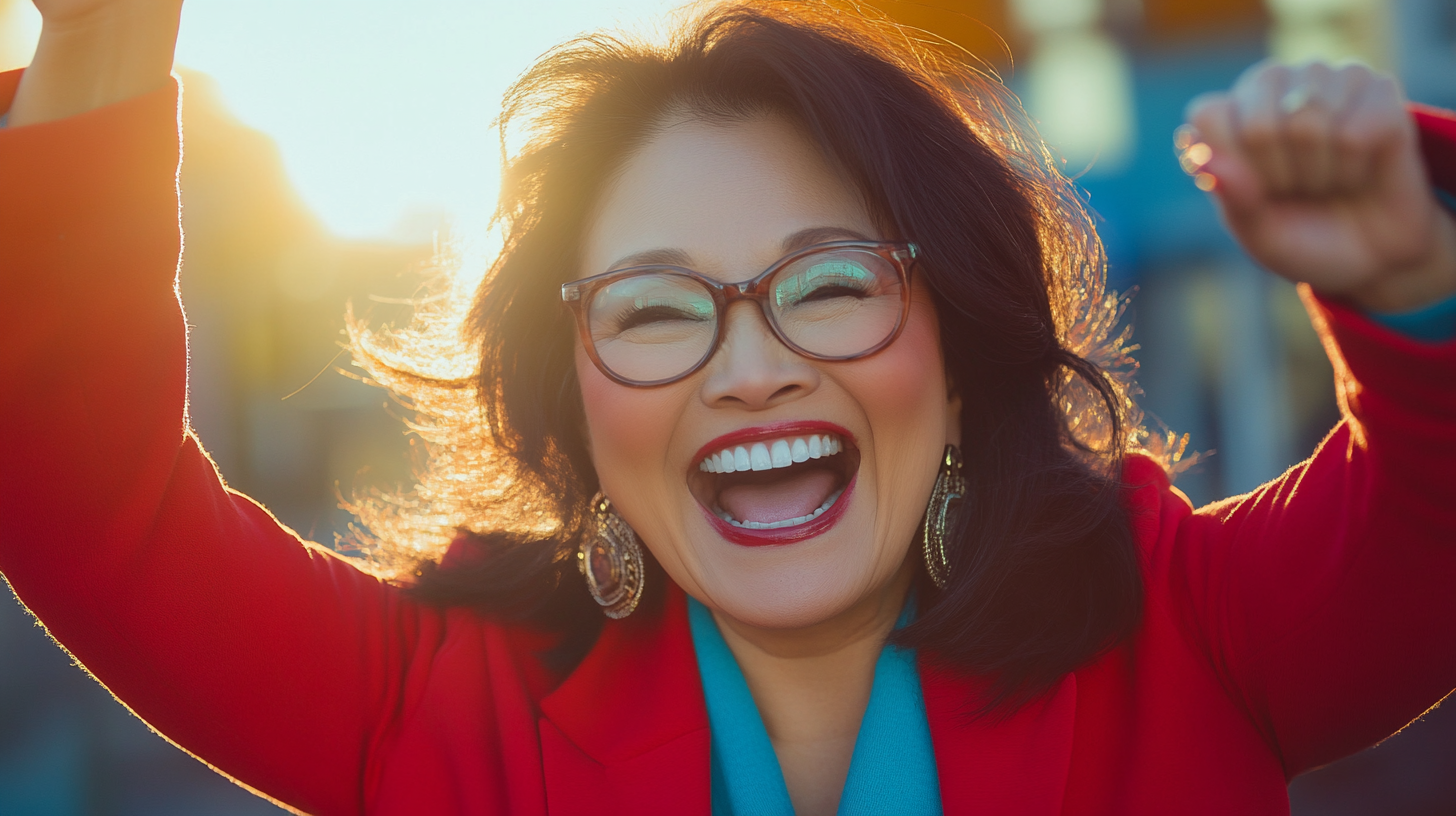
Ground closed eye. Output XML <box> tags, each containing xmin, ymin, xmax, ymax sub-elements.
<box><xmin>791</xmin><ymin>282</ymin><xmax>870</xmax><ymax>304</ymax></box>
<box><xmin>615</xmin><ymin>303</ymin><xmax>709</xmax><ymax>331</ymax></box>
<box><xmin>776</xmin><ymin>268</ymin><xmax>878</xmax><ymax>308</ymax></box>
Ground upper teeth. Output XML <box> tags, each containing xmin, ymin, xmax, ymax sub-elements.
<box><xmin>697</xmin><ymin>434</ymin><xmax>843</xmax><ymax>473</ymax></box>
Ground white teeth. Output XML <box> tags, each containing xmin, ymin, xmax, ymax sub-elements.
<box><xmin>715</xmin><ymin>488</ymin><xmax>846</xmax><ymax>529</ymax></box>
<box><xmin>698</xmin><ymin>433</ymin><xmax>846</xmax><ymax>474</ymax></box>
<box><xmin>770</xmin><ymin>440</ymin><xmax>792</xmax><ymax>468</ymax></box>
<box><xmin>750</xmin><ymin>442</ymin><xmax>772</xmax><ymax>471</ymax></box>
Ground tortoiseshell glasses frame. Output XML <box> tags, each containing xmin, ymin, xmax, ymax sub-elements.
<box><xmin>561</xmin><ymin>240</ymin><xmax>918</xmax><ymax>387</ymax></box>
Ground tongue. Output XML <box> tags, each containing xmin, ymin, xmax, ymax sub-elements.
<box><xmin>718</xmin><ymin>468</ymin><xmax>838</xmax><ymax>523</ymax></box>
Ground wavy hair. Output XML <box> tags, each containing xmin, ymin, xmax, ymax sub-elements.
<box><xmin>348</xmin><ymin>0</ymin><xmax>1180</xmax><ymax>708</ymax></box>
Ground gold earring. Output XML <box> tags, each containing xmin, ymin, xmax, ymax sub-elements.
<box><xmin>921</xmin><ymin>445</ymin><xmax>966</xmax><ymax>589</ymax></box>
<box><xmin>579</xmin><ymin>492</ymin><xmax>645</xmax><ymax>619</ymax></box>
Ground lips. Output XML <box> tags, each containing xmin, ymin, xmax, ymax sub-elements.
<box><xmin>688</xmin><ymin>421</ymin><xmax>858</xmax><ymax>546</ymax></box>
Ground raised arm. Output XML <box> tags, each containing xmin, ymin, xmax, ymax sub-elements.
<box><xmin>8</xmin><ymin>0</ymin><xmax>182</xmax><ymax>127</ymax></box>
<box><xmin>1153</xmin><ymin>63</ymin><xmax>1456</xmax><ymax>775</ymax></box>
<box><xmin>0</xmin><ymin>5</ymin><xmax>458</xmax><ymax>814</ymax></box>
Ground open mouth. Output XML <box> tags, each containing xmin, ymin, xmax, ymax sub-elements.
<box><xmin>688</xmin><ymin>421</ymin><xmax>860</xmax><ymax>546</ymax></box>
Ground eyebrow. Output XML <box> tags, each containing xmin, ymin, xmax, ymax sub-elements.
<box><xmin>604</xmin><ymin>225</ymin><xmax>876</xmax><ymax>273</ymax></box>
<box><xmin>780</xmin><ymin>226</ymin><xmax>874</xmax><ymax>252</ymax></box>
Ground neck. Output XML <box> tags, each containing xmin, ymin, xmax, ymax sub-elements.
<box><xmin>711</xmin><ymin>557</ymin><xmax>915</xmax><ymax>816</ymax></box>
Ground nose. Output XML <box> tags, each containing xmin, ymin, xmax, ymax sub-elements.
<box><xmin>699</xmin><ymin>301</ymin><xmax>820</xmax><ymax>410</ymax></box>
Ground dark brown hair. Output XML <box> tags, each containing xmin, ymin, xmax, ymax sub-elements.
<box><xmin>351</xmin><ymin>0</ymin><xmax>1158</xmax><ymax>710</ymax></box>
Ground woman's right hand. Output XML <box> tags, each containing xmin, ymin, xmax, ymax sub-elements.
<box><xmin>7</xmin><ymin>0</ymin><xmax>184</xmax><ymax>127</ymax></box>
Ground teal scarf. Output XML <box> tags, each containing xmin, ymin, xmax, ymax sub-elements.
<box><xmin>688</xmin><ymin>597</ymin><xmax>943</xmax><ymax>816</ymax></box>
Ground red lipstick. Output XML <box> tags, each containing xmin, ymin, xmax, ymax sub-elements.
<box><xmin>691</xmin><ymin>420</ymin><xmax>858</xmax><ymax>548</ymax></box>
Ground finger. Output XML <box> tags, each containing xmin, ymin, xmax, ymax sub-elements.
<box><xmin>1184</xmin><ymin>94</ymin><xmax>1265</xmax><ymax>219</ymax></box>
<box><xmin>1335</xmin><ymin>73</ymin><xmax>1412</xmax><ymax>195</ymax></box>
<box><xmin>1232</xmin><ymin>61</ymin><xmax>1297</xmax><ymax>196</ymax></box>
<box><xmin>1327</xmin><ymin>65</ymin><xmax>1374</xmax><ymax>192</ymax></box>
<box><xmin>1281</xmin><ymin>62</ymin><xmax>1339</xmax><ymax>195</ymax></box>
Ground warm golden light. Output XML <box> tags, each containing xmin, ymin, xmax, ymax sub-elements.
<box><xmin>183</xmin><ymin>1</ymin><xmax>684</xmax><ymax>241</ymax></box>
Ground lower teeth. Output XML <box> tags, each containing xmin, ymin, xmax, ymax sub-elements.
<box><xmin>715</xmin><ymin>488</ymin><xmax>845</xmax><ymax>530</ymax></box>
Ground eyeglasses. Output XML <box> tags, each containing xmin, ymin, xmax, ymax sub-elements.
<box><xmin>561</xmin><ymin>240</ymin><xmax>917</xmax><ymax>386</ymax></box>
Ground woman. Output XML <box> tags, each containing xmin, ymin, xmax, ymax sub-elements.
<box><xmin>2</xmin><ymin>0</ymin><xmax>1455</xmax><ymax>814</ymax></box>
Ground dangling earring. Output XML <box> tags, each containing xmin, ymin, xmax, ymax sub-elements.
<box><xmin>578</xmin><ymin>492</ymin><xmax>646</xmax><ymax>619</ymax></box>
<box><xmin>921</xmin><ymin>445</ymin><xmax>966</xmax><ymax>589</ymax></box>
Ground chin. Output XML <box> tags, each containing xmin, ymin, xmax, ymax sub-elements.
<box><xmin>703</xmin><ymin>568</ymin><xmax>871</xmax><ymax>629</ymax></box>
<box><xmin>682</xmin><ymin>500</ymin><xmax>899</xmax><ymax>630</ymax></box>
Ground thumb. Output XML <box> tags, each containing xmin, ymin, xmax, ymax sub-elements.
<box><xmin>1182</xmin><ymin>93</ymin><xmax>1264</xmax><ymax>220</ymax></box>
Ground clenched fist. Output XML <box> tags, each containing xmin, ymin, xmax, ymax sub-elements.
<box><xmin>1182</xmin><ymin>61</ymin><xmax>1456</xmax><ymax>313</ymax></box>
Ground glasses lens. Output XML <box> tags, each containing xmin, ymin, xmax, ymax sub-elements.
<box><xmin>587</xmin><ymin>273</ymin><xmax>718</xmax><ymax>383</ymax></box>
<box><xmin>769</xmin><ymin>249</ymin><xmax>904</xmax><ymax>358</ymax></box>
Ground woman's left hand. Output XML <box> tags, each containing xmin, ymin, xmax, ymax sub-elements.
<box><xmin>1182</xmin><ymin>61</ymin><xmax>1456</xmax><ymax>312</ymax></box>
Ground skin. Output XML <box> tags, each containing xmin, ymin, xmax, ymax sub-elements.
<box><xmin>578</xmin><ymin>113</ymin><xmax>962</xmax><ymax>815</ymax></box>
<box><xmin>13</xmin><ymin>3</ymin><xmax>1456</xmax><ymax>814</ymax></box>
<box><xmin>1183</xmin><ymin>60</ymin><xmax>1456</xmax><ymax>312</ymax></box>
<box><xmin>8</xmin><ymin>0</ymin><xmax>182</xmax><ymax>128</ymax></box>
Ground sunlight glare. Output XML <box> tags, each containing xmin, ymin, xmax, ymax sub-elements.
<box><xmin>174</xmin><ymin>0</ymin><xmax>684</xmax><ymax>242</ymax></box>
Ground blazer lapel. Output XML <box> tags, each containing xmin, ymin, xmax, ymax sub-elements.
<box><xmin>539</xmin><ymin>586</ymin><xmax>711</xmax><ymax>816</ymax></box>
<box><xmin>921</xmin><ymin>657</ymin><xmax>1078</xmax><ymax>815</ymax></box>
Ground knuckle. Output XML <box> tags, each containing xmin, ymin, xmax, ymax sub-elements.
<box><xmin>1332</xmin><ymin>126</ymin><xmax>1371</xmax><ymax>154</ymax></box>
<box><xmin>1335</xmin><ymin>63</ymin><xmax>1370</xmax><ymax>83</ymax></box>
<box><xmin>1283</xmin><ymin>115</ymin><xmax>1327</xmax><ymax>146</ymax></box>
<box><xmin>1238</xmin><ymin>116</ymin><xmax>1279</xmax><ymax>147</ymax></box>
<box><xmin>1368</xmin><ymin>75</ymin><xmax>1402</xmax><ymax>104</ymax></box>
<box><xmin>1188</xmin><ymin>96</ymin><xmax>1231</xmax><ymax>130</ymax></box>
<box><xmin>1236</xmin><ymin>59</ymin><xmax>1285</xmax><ymax>92</ymax></box>
<box><xmin>1301</xmin><ymin>61</ymin><xmax>1334</xmax><ymax>85</ymax></box>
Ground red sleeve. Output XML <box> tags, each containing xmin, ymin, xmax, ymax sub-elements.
<box><xmin>0</xmin><ymin>71</ymin><xmax>445</xmax><ymax>816</ymax></box>
<box><xmin>1140</xmin><ymin>295</ymin><xmax>1456</xmax><ymax>777</ymax></box>
<box><xmin>1413</xmin><ymin>103</ymin><xmax>1456</xmax><ymax>194</ymax></box>
<box><xmin>1137</xmin><ymin>109</ymin><xmax>1456</xmax><ymax>777</ymax></box>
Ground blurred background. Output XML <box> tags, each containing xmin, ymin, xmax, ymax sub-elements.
<box><xmin>2</xmin><ymin>0</ymin><xmax>1454</xmax><ymax>812</ymax></box>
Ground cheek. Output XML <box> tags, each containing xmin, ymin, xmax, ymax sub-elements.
<box><xmin>836</xmin><ymin>296</ymin><xmax>951</xmax><ymax>544</ymax></box>
<box><xmin>851</xmin><ymin>299</ymin><xmax>949</xmax><ymax>442</ymax></box>
<box><xmin>574</xmin><ymin>346</ymin><xmax>687</xmax><ymax>504</ymax></box>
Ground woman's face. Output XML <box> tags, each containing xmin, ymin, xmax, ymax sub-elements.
<box><xmin>577</xmin><ymin>113</ymin><xmax>960</xmax><ymax>629</ymax></box>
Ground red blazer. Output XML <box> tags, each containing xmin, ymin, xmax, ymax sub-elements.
<box><xmin>2</xmin><ymin>70</ymin><xmax>1455</xmax><ymax>816</ymax></box>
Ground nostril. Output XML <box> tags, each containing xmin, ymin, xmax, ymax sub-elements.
<box><xmin>769</xmin><ymin>384</ymin><xmax>801</xmax><ymax>402</ymax></box>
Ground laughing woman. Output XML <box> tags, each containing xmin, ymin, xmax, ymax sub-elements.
<box><xmin>3</xmin><ymin>1</ymin><xmax>1456</xmax><ymax>814</ymax></box>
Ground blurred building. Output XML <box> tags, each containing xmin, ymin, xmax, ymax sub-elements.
<box><xmin>2</xmin><ymin>0</ymin><xmax>1455</xmax><ymax>813</ymax></box>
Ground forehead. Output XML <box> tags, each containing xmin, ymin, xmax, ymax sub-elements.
<box><xmin>581</xmin><ymin>113</ymin><xmax>877</xmax><ymax>279</ymax></box>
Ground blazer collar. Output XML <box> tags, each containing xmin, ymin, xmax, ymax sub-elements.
<box><xmin>539</xmin><ymin>584</ymin><xmax>711</xmax><ymax>813</ymax></box>
<box><xmin>921</xmin><ymin>655</ymin><xmax>1079</xmax><ymax>814</ymax></box>
<box><xmin>540</xmin><ymin>585</ymin><xmax>1078</xmax><ymax>815</ymax></box>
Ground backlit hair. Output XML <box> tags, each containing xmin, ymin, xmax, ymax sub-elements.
<box><xmin>349</xmin><ymin>0</ymin><xmax>1181</xmax><ymax>709</ymax></box>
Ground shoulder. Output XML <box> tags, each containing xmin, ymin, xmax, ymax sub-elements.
<box><xmin>1120</xmin><ymin>451</ymin><xmax>1196</xmax><ymax>550</ymax></box>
